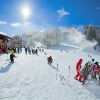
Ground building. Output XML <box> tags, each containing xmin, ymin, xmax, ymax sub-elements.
<box><xmin>8</xmin><ymin>35</ymin><xmax>22</xmax><ymax>48</ymax></box>
<box><xmin>84</xmin><ymin>25</ymin><xmax>100</xmax><ymax>52</ymax></box>
<box><xmin>84</xmin><ymin>25</ymin><xmax>100</xmax><ymax>42</ymax></box>
<box><xmin>0</xmin><ymin>34</ymin><xmax>11</xmax><ymax>53</ymax></box>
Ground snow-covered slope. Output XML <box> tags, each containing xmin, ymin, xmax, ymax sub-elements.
<box><xmin>0</xmin><ymin>43</ymin><xmax>100</xmax><ymax>100</ymax></box>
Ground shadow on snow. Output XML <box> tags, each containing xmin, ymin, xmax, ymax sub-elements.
<box><xmin>50</xmin><ymin>65</ymin><xmax>59</xmax><ymax>71</ymax></box>
<box><xmin>0</xmin><ymin>63</ymin><xmax>12</xmax><ymax>73</ymax></box>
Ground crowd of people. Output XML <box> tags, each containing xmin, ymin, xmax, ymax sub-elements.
<box><xmin>7</xmin><ymin>46</ymin><xmax>45</xmax><ymax>63</ymax></box>
<box><xmin>7</xmin><ymin>48</ymin><xmax>22</xmax><ymax>63</ymax></box>
<box><xmin>6</xmin><ymin>46</ymin><xmax>100</xmax><ymax>85</ymax></box>
<box><xmin>24</xmin><ymin>47</ymin><xmax>44</xmax><ymax>55</ymax></box>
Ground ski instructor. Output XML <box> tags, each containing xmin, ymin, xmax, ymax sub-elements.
<box><xmin>74</xmin><ymin>58</ymin><xmax>83</xmax><ymax>81</ymax></box>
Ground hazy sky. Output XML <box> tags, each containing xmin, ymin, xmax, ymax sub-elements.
<box><xmin>0</xmin><ymin>0</ymin><xmax>100</xmax><ymax>36</ymax></box>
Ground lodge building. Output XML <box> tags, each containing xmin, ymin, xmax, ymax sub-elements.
<box><xmin>0</xmin><ymin>34</ymin><xmax>11</xmax><ymax>54</ymax></box>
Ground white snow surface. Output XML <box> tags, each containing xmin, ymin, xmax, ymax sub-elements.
<box><xmin>0</xmin><ymin>43</ymin><xmax>100</xmax><ymax>100</ymax></box>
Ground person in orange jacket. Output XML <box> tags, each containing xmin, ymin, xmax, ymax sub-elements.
<box><xmin>94</xmin><ymin>62</ymin><xmax>99</xmax><ymax>80</ymax></box>
<box><xmin>74</xmin><ymin>58</ymin><xmax>83</xmax><ymax>81</ymax></box>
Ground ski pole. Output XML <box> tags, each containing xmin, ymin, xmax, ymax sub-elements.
<box><xmin>68</xmin><ymin>66</ymin><xmax>71</xmax><ymax>80</ymax></box>
<box><xmin>56</xmin><ymin>64</ymin><xmax>59</xmax><ymax>80</ymax></box>
<box><xmin>57</xmin><ymin>64</ymin><xmax>58</xmax><ymax>70</ymax></box>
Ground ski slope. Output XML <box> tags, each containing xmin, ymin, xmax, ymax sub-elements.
<box><xmin>0</xmin><ymin>44</ymin><xmax>100</xmax><ymax>100</ymax></box>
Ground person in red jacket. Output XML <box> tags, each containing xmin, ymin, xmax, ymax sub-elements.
<box><xmin>47</xmin><ymin>56</ymin><xmax>53</xmax><ymax>65</ymax></box>
<box><xmin>93</xmin><ymin>62</ymin><xmax>99</xmax><ymax>80</ymax></box>
<box><xmin>74</xmin><ymin>58</ymin><xmax>83</xmax><ymax>81</ymax></box>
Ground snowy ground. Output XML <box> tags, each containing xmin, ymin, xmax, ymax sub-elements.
<box><xmin>0</xmin><ymin>43</ymin><xmax>100</xmax><ymax>100</ymax></box>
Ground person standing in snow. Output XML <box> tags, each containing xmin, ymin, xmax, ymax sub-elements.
<box><xmin>32</xmin><ymin>49</ymin><xmax>34</xmax><ymax>54</ymax></box>
<box><xmin>29</xmin><ymin>48</ymin><xmax>31</xmax><ymax>55</ymax></box>
<box><xmin>90</xmin><ymin>59</ymin><xmax>96</xmax><ymax>79</ymax></box>
<box><xmin>10</xmin><ymin>49</ymin><xmax>15</xmax><ymax>63</ymax></box>
<box><xmin>98</xmin><ymin>64</ymin><xmax>100</xmax><ymax>85</ymax></box>
<box><xmin>18</xmin><ymin>48</ymin><xmax>20</xmax><ymax>53</ymax></box>
<box><xmin>25</xmin><ymin>47</ymin><xmax>27</xmax><ymax>54</ymax></box>
<box><xmin>10</xmin><ymin>53</ymin><xmax>15</xmax><ymax>63</ymax></box>
<box><xmin>35</xmin><ymin>49</ymin><xmax>38</xmax><ymax>55</ymax></box>
<box><xmin>93</xmin><ymin>62</ymin><xmax>99</xmax><ymax>80</ymax></box>
<box><xmin>74</xmin><ymin>58</ymin><xmax>83</xmax><ymax>81</ymax></box>
<box><xmin>47</xmin><ymin>56</ymin><xmax>53</xmax><ymax>65</ymax></box>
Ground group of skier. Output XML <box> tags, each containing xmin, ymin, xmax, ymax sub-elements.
<box><xmin>25</xmin><ymin>47</ymin><xmax>44</xmax><ymax>55</ymax></box>
<box><xmin>7</xmin><ymin>46</ymin><xmax>100</xmax><ymax>85</ymax></box>
<box><xmin>25</xmin><ymin>47</ymin><xmax>39</xmax><ymax>55</ymax></box>
<box><xmin>8</xmin><ymin>48</ymin><xmax>16</xmax><ymax>63</ymax></box>
<box><xmin>8</xmin><ymin>47</ymin><xmax>22</xmax><ymax>54</ymax></box>
<box><xmin>74</xmin><ymin>58</ymin><xmax>100</xmax><ymax>85</ymax></box>
<box><xmin>7</xmin><ymin>47</ymin><xmax>22</xmax><ymax>63</ymax></box>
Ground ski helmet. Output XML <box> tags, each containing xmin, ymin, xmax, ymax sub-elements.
<box><xmin>92</xmin><ymin>59</ymin><xmax>94</xmax><ymax>62</ymax></box>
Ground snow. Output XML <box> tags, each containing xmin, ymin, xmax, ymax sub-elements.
<box><xmin>0</xmin><ymin>32</ymin><xmax>7</xmax><ymax>36</ymax></box>
<box><xmin>0</xmin><ymin>43</ymin><xmax>100</xmax><ymax>100</ymax></box>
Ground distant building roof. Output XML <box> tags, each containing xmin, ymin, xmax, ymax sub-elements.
<box><xmin>0</xmin><ymin>34</ymin><xmax>11</xmax><ymax>41</ymax></box>
<box><xmin>0</xmin><ymin>32</ymin><xmax>7</xmax><ymax>36</ymax></box>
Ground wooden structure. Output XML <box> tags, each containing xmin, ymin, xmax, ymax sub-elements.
<box><xmin>0</xmin><ymin>34</ymin><xmax>11</xmax><ymax>54</ymax></box>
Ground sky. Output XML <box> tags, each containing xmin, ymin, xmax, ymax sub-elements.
<box><xmin>0</xmin><ymin>0</ymin><xmax>100</xmax><ymax>36</ymax></box>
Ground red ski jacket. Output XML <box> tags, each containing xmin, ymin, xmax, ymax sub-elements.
<box><xmin>76</xmin><ymin>59</ymin><xmax>83</xmax><ymax>71</ymax></box>
<box><xmin>48</xmin><ymin>57</ymin><xmax>53</xmax><ymax>62</ymax></box>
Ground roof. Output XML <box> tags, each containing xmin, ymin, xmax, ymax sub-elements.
<box><xmin>0</xmin><ymin>34</ymin><xmax>12</xmax><ymax>41</ymax></box>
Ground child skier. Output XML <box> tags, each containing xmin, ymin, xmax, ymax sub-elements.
<box><xmin>47</xmin><ymin>56</ymin><xmax>53</xmax><ymax>65</ymax></box>
<box><xmin>74</xmin><ymin>58</ymin><xmax>83</xmax><ymax>82</ymax></box>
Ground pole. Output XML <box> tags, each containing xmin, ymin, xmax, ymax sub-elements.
<box><xmin>57</xmin><ymin>64</ymin><xmax>58</xmax><ymax>69</ymax></box>
<box><xmin>68</xmin><ymin>66</ymin><xmax>70</xmax><ymax>80</ymax></box>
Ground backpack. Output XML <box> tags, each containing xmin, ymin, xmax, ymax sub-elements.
<box><xmin>94</xmin><ymin>65</ymin><xmax>99</xmax><ymax>73</ymax></box>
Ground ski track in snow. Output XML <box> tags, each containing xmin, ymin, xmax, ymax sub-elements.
<box><xmin>0</xmin><ymin>47</ymin><xmax>100</xmax><ymax>100</ymax></box>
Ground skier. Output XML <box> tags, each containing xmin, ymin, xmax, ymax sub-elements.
<box><xmin>25</xmin><ymin>47</ymin><xmax>27</xmax><ymax>54</ymax></box>
<box><xmin>32</xmin><ymin>49</ymin><xmax>34</xmax><ymax>54</ymax></box>
<box><xmin>94</xmin><ymin>62</ymin><xmax>99</xmax><ymax>80</ymax></box>
<box><xmin>10</xmin><ymin>49</ymin><xmax>14</xmax><ymax>55</ymax></box>
<box><xmin>90</xmin><ymin>59</ymin><xmax>96</xmax><ymax>79</ymax></box>
<box><xmin>29</xmin><ymin>48</ymin><xmax>31</xmax><ymax>55</ymax></box>
<box><xmin>47</xmin><ymin>56</ymin><xmax>53</xmax><ymax>65</ymax></box>
<box><xmin>93</xmin><ymin>62</ymin><xmax>100</xmax><ymax>85</ymax></box>
<box><xmin>20</xmin><ymin>48</ymin><xmax>22</xmax><ymax>53</ymax></box>
<box><xmin>35</xmin><ymin>49</ymin><xmax>38</xmax><ymax>55</ymax></box>
<box><xmin>74</xmin><ymin>58</ymin><xmax>83</xmax><ymax>82</ymax></box>
<box><xmin>17</xmin><ymin>48</ymin><xmax>19</xmax><ymax>53</ymax></box>
<box><xmin>42</xmin><ymin>49</ymin><xmax>44</xmax><ymax>52</ymax></box>
<box><xmin>98</xmin><ymin>64</ymin><xmax>100</xmax><ymax>85</ymax></box>
<box><xmin>10</xmin><ymin>53</ymin><xmax>15</xmax><ymax>63</ymax></box>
